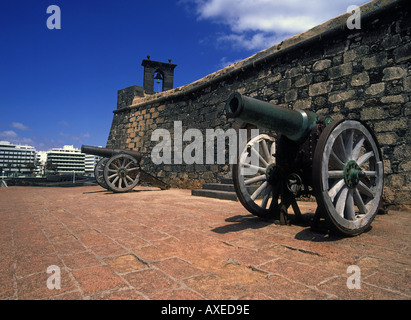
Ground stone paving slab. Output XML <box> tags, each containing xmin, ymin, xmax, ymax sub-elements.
<box><xmin>0</xmin><ymin>186</ymin><xmax>410</xmax><ymax>300</ymax></box>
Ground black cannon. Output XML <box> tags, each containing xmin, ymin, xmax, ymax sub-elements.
<box><xmin>226</xmin><ymin>93</ymin><xmax>384</xmax><ymax>235</ymax></box>
<box><xmin>81</xmin><ymin>145</ymin><xmax>169</xmax><ymax>193</ymax></box>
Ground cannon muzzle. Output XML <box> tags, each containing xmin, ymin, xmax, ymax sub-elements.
<box><xmin>225</xmin><ymin>93</ymin><xmax>319</xmax><ymax>142</ymax></box>
<box><xmin>81</xmin><ymin>145</ymin><xmax>142</xmax><ymax>163</ymax></box>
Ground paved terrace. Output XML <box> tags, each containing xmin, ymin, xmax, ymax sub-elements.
<box><xmin>0</xmin><ymin>186</ymin><xmax>410</xmax><ymax>300</ymax></box>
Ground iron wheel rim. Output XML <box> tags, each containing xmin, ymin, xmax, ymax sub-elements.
<box><xmin>313</xmin><ymin>120</ymin><xmax>384</xmax><ymax>235</ymax></box>
<box><xmin>233</xmin><ymin>134</ymin><xmax>279</xmax><ymax>218</ymax></box>
<box><xmin>103</xmin><ymin>154</ymin><xmax>140</xmax><ymax>193</ymax></box>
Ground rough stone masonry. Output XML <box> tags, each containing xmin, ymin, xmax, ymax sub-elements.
<box><xmin>107</xmin><ymin>0</ymin><xmax>410</xmax><ymax>209</ymax></box>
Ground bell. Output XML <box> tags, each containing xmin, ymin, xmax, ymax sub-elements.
<box><xmin>154</xmin><ymin>72</ymin><xmax>163</xmax><ymax>83</ymax></box>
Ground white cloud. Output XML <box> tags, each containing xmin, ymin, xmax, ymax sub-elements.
<box><xmin>0</xmin><ymin>130</ymin><xmax>34</xmax><ymax>146</ymax></box>
<box><xmin>0</xmin><ymin>123</ymin><xmax>33</xmax><ymax>146</ymax></box>
<box><xmin>197</xmin><ymin>0</ymin><xmax>321</xmax><ymax>33</ymax></box>
<box><xmin>187</xmin><ymin>0</ymin><xmax>368</xmax><ymax>51</ymax></box>
<box><xmin>11</xmin><ymin>122</ymin><xmax>30</xmax><ymax>131</ymax></box>
<box><xmin>0</xmin><ymin>130</ymin><xmax>18</xmax><ymax>139</ymax></box>
<box><xmin>218</xmin><ymin>33</ymin><xmax>284</xmax><ymax>51</ymax></box>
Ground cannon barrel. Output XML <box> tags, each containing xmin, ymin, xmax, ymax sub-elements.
<box><xmin>225</xmin><ymin>93</ymin><xmax>319</xmax><ymax>142</ymax></box>
<box><xmin>81</xmin><ymin>145</ymin><xmax>142</xmax><ymax>163</ymax></box>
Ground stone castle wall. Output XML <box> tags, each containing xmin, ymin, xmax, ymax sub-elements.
<box><xmin>107</xmin><ymin>0</ymin><xmax>410</xmax><ymax>208</ymax></box>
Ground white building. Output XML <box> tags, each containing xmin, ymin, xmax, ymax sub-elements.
<box><xmin>36</xmin><ymin>151</ymin><xmax>48</xmax><ymax>176</ymax></box>
<box><xmin>0</xmin><ymin>141</ymin><xmax>37</xmax><ymax>177</ymax></box>
<box><xmin>46</xmin><ymin>145</ymin><xmax>85</xmax><ymax>174</ymax></box>
<box><xmin>85</xmin><ymin>154</ymin><xmax>101</xmax><ymax>176</ymax></box>
<box><xmin>0</xmin><ymin>142</ymin><xmax>101</xmax><ymax>177</ymax></box>
<box><xmin>36</xmin><ymin>151</ymin><xmax>48</xmax><ymax>166</ymax></box>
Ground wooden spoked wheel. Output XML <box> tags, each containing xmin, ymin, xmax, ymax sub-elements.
<box><xmin>313</xmin><ymin>120</ymin><xmax>384</xmax><ymax>235</ymax></box>
<box><xmin>103</xmin><ymin>154</ymin><xmax>140</xmax><ymax>193</ymax></box>
<box><xmin>232</xmin><ymin>134</ymin><xmax>280</xmax><ymax>218</ymax></box>
<box><xmin>94</xmin><ymin>157</ymin><xmax>110</xmax><ymax>190</ymax></box>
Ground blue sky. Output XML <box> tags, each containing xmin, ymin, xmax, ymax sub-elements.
<box><xmin>0</xmin><ymin>0</ymin><xmax>369</xmax><ymax>151</ymax></box>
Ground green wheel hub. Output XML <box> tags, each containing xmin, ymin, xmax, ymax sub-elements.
<box><xmin>266</xmin><ymin>163</ymin><xmax>278</xmax><ymax>184</ymax></box>
<box><xmin>344</xmin><ymin>160</ymin><xmax>362</xmax><ymax>189</ymax></box>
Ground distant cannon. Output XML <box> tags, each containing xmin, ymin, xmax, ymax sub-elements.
<box><xmin>226</xmin><ymin>93</ymin><xmax>384</xmax><ymax>236</ymax></box>
<box><xmin>81</xmin><ymin>145</ymin><xmax>169</xmax><ymax>193</ymax></box>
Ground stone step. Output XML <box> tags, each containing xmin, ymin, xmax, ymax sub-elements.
<box><xmin>202</xmin><ymin>183</ymin><xmax>235</xmax><ymax>192</ymax></box>
<box><xmin>221</xmin><ymin>178</ymin><xmax>234</xmax><ymax>184</ymax></box>
<box><xmin>191</xmin><ymin>189</ymin><xmax>238</xmax><ymax>201</ymax></box>
<box><xmin>191</xmin><ymin>177</ymin><xmax>239</xmax><ymax>202</ymax></box>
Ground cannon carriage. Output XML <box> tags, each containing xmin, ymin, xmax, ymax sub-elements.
<box><xmin>81</xmin><ymin>145</ymin><xmax>169</xmax><ymax>193</ymax></box>
<box><xmin>225</xmin><ymin>93</ymin><xmax>384</xmax><ymax>236</ymax></box>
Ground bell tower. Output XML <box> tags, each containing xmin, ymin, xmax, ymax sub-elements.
<box><xmin>141</xmin><ymin>56</ymin><xmax>177</xmax><ymax>94</ymax></box>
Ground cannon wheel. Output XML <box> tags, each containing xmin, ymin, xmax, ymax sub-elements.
<box><xmin>313</xmin><ymin>120</ymin><xmax>384</xmax><ymax>235</ymax></box>
<box><xmin>232</xmin><ymin>134</ymin><xmax>279</xmax><ymax>218</ymax></box>
<box><xmin>103</xmin><ymin>153</ymin><xmax>140</xmax><ymax>193</ymax></box>
<box><xmin>94</xmin><ymin>157</ymin><xmax>110</xmax><ymax>190</ymax></box>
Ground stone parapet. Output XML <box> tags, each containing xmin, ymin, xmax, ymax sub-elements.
<box><xmin>108</xmin><ymin>0</ymin><xmax>410</xmax><ymax>209</ymax></box>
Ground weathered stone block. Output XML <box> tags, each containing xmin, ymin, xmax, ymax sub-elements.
<box><xmin>383</xmin><ymin>159</ymin><xmax>392</xmax><ymax>174</ymax></box>
<box><xmin>278</xmin><ymin>79</ymin><xmax>291</xmax><ymax>91</ymax></box>
<box><xmin>329</xmin><ymin>90</ymin><xmax>355</xmax><ymax>103</ymax></box>
<box><xmin>393</xmin><ymin>145</ymin><xmax>411</xmax><ymax>160</ymax></box>
<box><xmin>295</xmin><ymin>74</ymin><xmax>313</xmax><ymax>87</ymax></box>
<box><xmin>382</xmin><ymin>67</ymin><xmax>406</xmax><ymax>81</ymax></box>
<box><xmin>360</xmin><ymin>107</ymin><xmax>385</xmax><ymax>120</ymax></box>
<box><xmin>399</xmin><ymin>161</ymin><xmax>411</xmax><ymax>172</ymax></box>
<box><xmin>362</xmin><ymin>52</ymin><xmax>387</xmax><ymax>70</ymax></box>
<box><xmin>309</xmin><ymin>81</ymin><xmax>332</xmax><ymax>96</ymax></box>
<box><xmin>293</xmin><ymin>99</ymin><xmax>311</xmax><ymax>110</ymax></box>
<box><xmin>393</xmin><ymin>42</ymin><xmax>411</xmax><ymax>63</ymax></box>
<box><xmin>312</xmin><ymin>59</ymin><xmax>331</xmax><ymax>72</ymax></box>
<box><xmin>328</xmin><ymin>63</ymin><xmax>352</xmax><ymax>79</ymax></box>
<box><xmin>375</xmin><ymin>119</ymin><xmax>408</xmax><ymax>132</ymax></box>
<box><xmin>388</xmin><ymin>174</ymin><xmax>405</xmax><ymax>188</ymax></box>
<box><xmin>381</xmin><ymin>95</ymin><xmax>405</xmax><ymax>104</ymax></box>
<box><xmin>345</xmin><ymin>100</ymin><xmax>364</xmax><ymax>109</ymax></box>
<box><xmin>405</xmin><ymin>76</ymin><xmax>411</xmax><ymax>92</ymax></box>
<box><xmin>343</xmin><ymin>46</ymin><xmax>369</xmax><ymax>63</ymax></box>
<box><xmin>351</xmin><ymin>72</ymin><xmax>370</xmax><ymax>86</ymax></box>
<box><xmin>286</xmin><ymin>66</ymin><xmax>304</xmax><ymax>78</ymax></box>
<box><xmin>365</xmin><ymin>83</ymin><xmax>385</xmax><ymax>95</ymax></box>
<box><xmin>285</xmin><ymin>89</ymin><xmax>298</xmax><ymax>102</ymax></box>
<box><xmin>377</xmin><ymin>132</ymin><xmax>398</xmax><ymax>145</ymax></box>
